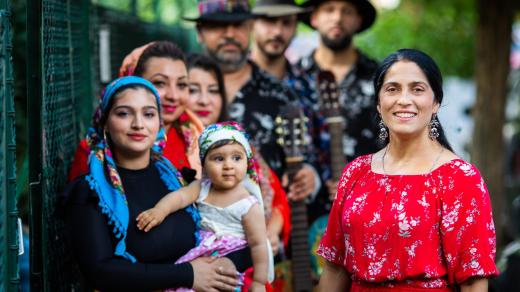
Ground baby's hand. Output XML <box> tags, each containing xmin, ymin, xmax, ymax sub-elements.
<box><xmin>250</xmin><ymin>281</ymin><xmax>266</xmax><ymax>292</ymax></box>
<box><xmin>136</xmin><ymin>207</ymin><xmax>167</xmax><ymax>232</ymax></box>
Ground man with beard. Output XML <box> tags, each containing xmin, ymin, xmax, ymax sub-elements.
<box><xmin>250</xmin><ymin>1</ymin><xmax>323</xmax><ymax>205</ymax></box>
<box><xmin>251</xmin><ymin>0</ymin><xmax>307</xmax><ymax>80</ymax></box>
<box><xmin>187</xmin><ymin>0</ymin><xmax>318</xmax><ymax>203</ymax></box>
<box><xmin>119</xmin><ymin>0</ymin><xmax>318</xmax><ymax>201</ymax></box>
<box><xmin>297</xmin><ymin>0</ymin><xmax>381</xmax><ymax>223</ymax></box>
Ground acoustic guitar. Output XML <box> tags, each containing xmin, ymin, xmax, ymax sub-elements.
<box><xmin>274</xmin><ymin>103</ymin><xmax>313</xmax><ymax>292</ymax></box>
<box><xmin>308</xmin><ymin>70</ymin><xmax>346</xmax><ymax>278</ymax></box>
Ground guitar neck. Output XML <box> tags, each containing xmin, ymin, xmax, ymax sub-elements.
<box><xmin>328</xmin><ymin>121</ymin><xmax>345</xmax><ymax>181</ymax></box>
<box><xmin>286</xmin><ymin>157</ymin><xmax>313</xmax><ymax>291</ymax></box>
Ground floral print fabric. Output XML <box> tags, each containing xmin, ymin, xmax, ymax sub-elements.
<box><xmin>228</xmin><ymin>61</ymin><xmax>296</xmax><ymax>176</ymax></box>
<box><xmin>317</xmin><ymin>155</ymin><xmax>499</xmax><ymax>288</ymax></box>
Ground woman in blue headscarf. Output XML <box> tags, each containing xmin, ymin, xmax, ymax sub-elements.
<box><xmin>63</xmin><ymin>76</ymin><xmax>250</xmax><ymax>291</ymax></box>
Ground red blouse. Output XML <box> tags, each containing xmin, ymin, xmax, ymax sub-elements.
<box><xmin>317</xmin><ymin>155</ymin><xmax>498</xmax><ymax>288</ymax></box>
<box><xmin>163</xmin><ymin>127</ymin><xmax>190</xmax><ymax>171</ymax></box>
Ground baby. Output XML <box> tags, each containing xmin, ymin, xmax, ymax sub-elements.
<box><xmin>137</xmin><ymin>122</ymin><xmax>271</xmax><ymax>292</ymax></box>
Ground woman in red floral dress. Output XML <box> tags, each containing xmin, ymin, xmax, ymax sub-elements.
<box><xmin>317</xmin><ymin>49</ymin><xmax>498</xmax><ymax>291</ymax></box>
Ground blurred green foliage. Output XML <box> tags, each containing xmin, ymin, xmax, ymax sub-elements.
<box><xmin>355</xmin><ymin>0</ymin><xmax>476</xmax><ymax>78</ymax></box>
<box><xmin>94</xmin><ymin>0</ymin><xmax>477</xmax><ymax>77</ymax></box>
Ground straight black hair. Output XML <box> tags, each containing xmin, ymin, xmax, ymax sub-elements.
<box><xmin>373</xmin><ymin>48</ymin><xmax>453</xmax><ymax>152</ymax></box>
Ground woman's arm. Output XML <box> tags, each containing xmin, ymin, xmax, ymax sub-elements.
<box><xmin>460</xmin><ymin>278</ymin><xmax>488</xmax><ymax>292</ymax></box>
<box><xmin>66</xmin><ymin>186</ymin><xmax>239</xmax><ymax>291</ymax></box>
<box><xmin>66</xmin><ymin>196</ymin><xmax>194</xmax><ymax>291</ymax></box>
<box><xmin>136</xmin><ymin>180</ymin><xmax>201</xmax><ymax>232</ymax></box>
<box><xmin>317</xmin><ymin>261</ymin><xmax>351</xmax><ymax>291</ymax></box>
<box><xmin>242</xmin><ymin>203</ymin><xmax>268</xmax><ymax>290</ymax></box>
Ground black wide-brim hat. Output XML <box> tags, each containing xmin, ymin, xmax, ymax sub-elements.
<box><xmin>183</xmin><ymin>0</ymin><xmax>257</xmax><ymax>23</ymax></box>
<box><xmin>300</xmin><ymin>0</ymin><xmax>376</xmax><ymax>33</ymax></box>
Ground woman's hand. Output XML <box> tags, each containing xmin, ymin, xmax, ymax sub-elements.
<box><xmin>190</xmin><ymin>257</ymin><xmax>240</xmax><ymax>292</ymax></box>
<box><xmin>250</xmin><ymin>280</ymin><xmax>266</xmax><ymax>292</ymax></box>
<box><xmin>325</xmin><ymin>179</ymin><xmax>339</xmax><ymax>200</ymax></box>
<box><xmin>460</xmin><ymin>277</ymin><xmax>488</xmax><ymax>292</ymax></box>
<box><xmin>267</xmin><ymin>230</ymin><xmax>280</xmax><ymax>255</ymax></box>
<box><xmin>136</xmin><ymin>207</ymin><xmax>168</xmax><ymax>232</ymax></box>
<box><xmin>317</xmin><ymin>261</ymin><xmax>350</xmax><ymax>291</ymax></box>
<box><xmin>118</xmin><ymin>42</ymin><xmax>153</xmax><ymax>76</ymax></box>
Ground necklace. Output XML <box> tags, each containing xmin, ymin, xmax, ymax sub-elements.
<box><xmin>382</xmin><ymin>146</ymin><xmax>445</xmax><ymax>175</ymax></box>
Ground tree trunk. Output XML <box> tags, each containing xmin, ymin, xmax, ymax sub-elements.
<box><xmin>473</xmin><ymin>0</ymin><xmax>514</xmax><ymax>252</ymax></box>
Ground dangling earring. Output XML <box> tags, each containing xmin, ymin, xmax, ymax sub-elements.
<box><xmin>378</xmin><ymin>119</ymin><xmax>388</xmax><ymax>141</ymax></box>
<box><xmin>429</xmin><ymin>114</ymin><xmax>440</xmax><ymax>140</ymax></box>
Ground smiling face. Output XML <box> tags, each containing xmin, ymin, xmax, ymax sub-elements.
<box><xmin>377</xmin><ymin>60</ymin><xmax>440</xmax><ymax>140</ymax></box>
<box><xmin>188</xmin><ymin>68</ymin><xmax>223</xmax><ymax>126</ymax></box>
<box><xmin>203</xmin><ymin>142</ymin><xmax>248</xmax><ymax>191</ymax></box>
<box><xmin>105</xmin><ymin>87</ymin><xmax>160</xmax><ymax>161</ymax></box>
<box><xmin>140</xmin><ymin>57</ymin><xmax>189</xmax><ymax>128</ymax></box>
<box><xmin>253</xmin><ymin>15</ymin><xmax>297</xmax><ymax>60</ymax></box>
<box><xmin>310</xmin><ymin>1</ymin><xmax>361</xmax><ymax>51</ymax></box>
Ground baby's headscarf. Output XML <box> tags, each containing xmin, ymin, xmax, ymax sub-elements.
<box><xmin>198</xmin><ymin>121</ymin><xmax>263</xmax><ymax>209</ymax></box>
<box><xmin>86</xmin><ymin>76</ymin><xmax>200</xmax><ymax>262</ymax></box>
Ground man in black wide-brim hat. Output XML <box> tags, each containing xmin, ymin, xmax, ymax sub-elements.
<box><xmin>296</xmin><ymin>0</ymin><xmax>381</xmax><ymax>227</ymax></box>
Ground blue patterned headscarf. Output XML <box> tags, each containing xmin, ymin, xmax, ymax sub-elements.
<box><xmin>86</xmin><ymin>76</ymin><xmax>200</xmax><ymax>262</ymax></box>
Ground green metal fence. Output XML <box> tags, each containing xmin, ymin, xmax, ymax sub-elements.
<box><xmin>0</xmin><ymin>0</ymin><xmax>19</xmax><ymax>290</ymax></box>
<box><xmin>25</xmin><ymin>1</ymin><xmax>198</xmax><ymax>290</ymax></box>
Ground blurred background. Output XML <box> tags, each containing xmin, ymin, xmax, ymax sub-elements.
<box><xmin>1</xmin><ymin>0</ymin><xmax>519</xmax><ymax>290</ymax></box>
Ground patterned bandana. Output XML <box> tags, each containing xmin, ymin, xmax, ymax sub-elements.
<box><xmin>198</xmin><ymin>0</ymin><xmax>250</xmax><ymax>15</ymax></box>
<box><xmin>86</xmin><ymin>76</ymin><xmax>200</xmax><ymax>262</ymax></box>
<box><xmin>198</xmin><ymin>121</ymin><xmax>263</xmax><ymax>208</ymax></box>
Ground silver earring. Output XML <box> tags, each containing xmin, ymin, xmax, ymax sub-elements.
<box><xmin>378</xmin><ymin>119</ymin><xmax>388</xmax><ymax>141</ymax></box>
<box><xmin>429</xmin><ymin>115</ymin><xmax>440</xmax><ymax>140</ymax></box>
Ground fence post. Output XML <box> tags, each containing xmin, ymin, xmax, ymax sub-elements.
<box><xmin>26</xmin><ymin>0</ymin><xmax>43</xmax><ymax>290</ymax></box>
<box><xmin>0</xmin><ymin>0</ymin><xmax>19</xmax><ymax>290</ymax></box>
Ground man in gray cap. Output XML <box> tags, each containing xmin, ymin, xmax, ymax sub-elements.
<box><xmin>251</xmin><ymin>0</ymin><xmax>308</xmax><ymax>80</ymax></box>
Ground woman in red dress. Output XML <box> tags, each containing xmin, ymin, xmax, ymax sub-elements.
<box><xmin>317</xmin><ymin>49</ymin><xmax>498</xmax><ymax>291</ymax></box>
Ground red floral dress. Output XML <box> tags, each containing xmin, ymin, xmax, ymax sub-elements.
<box><xmin>317</xmin><ymin>155</ymin><xmax>498</xmax><ymax>290</ymax></box>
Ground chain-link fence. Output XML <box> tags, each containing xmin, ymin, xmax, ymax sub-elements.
<box><xmin>25</xmin><ymin>1</ymin><xmax>198</xmax><ymax>290</ymax></box>
<box><xmin>0</xmin><ymin>0</ymin><xmax>19</xmax><ymax>290</ymax></box>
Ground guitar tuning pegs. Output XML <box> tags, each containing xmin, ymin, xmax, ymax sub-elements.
<box><xmin>275</xmin><ymin>116</ymin><xmax>282</xmax><ymax>124</ymax></box>
<box><xmin>275</xmin><ymin>127</ymin><xmax>284</xmax><ymax>134</ymax></box>
<box><xmin>277</xmin><ymin>138</ymin><xmax>284</xmax><ymax>145</ymax></box>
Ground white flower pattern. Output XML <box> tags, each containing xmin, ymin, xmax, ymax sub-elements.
<box><xmin>317</xmin><ymin>155</ymin><xmax>498</xmax><ymax>288</ymax></box>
